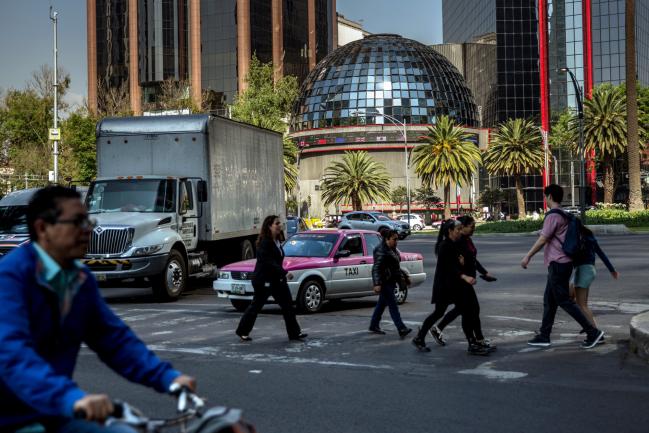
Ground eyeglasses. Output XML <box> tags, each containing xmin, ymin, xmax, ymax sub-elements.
<box><xmin>54</xmin><ymin>215</ymin><xmax>96</xmax><ymax>230</ymax></box>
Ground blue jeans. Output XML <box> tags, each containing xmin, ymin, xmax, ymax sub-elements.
<box><xmin>370</xmin><ymin>283</ymin><xmax>406</xmax><ymax>331</ymax></box>
<box><xmin>539</xmin><ymin>261</ymin><xmax>598</xmax><ymax>338</ymax></box>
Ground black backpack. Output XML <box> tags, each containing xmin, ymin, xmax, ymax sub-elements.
<box><xmin>546</xmin><ymin>209</ymin><xmax>589</xmax><ymax>262</ymax></box>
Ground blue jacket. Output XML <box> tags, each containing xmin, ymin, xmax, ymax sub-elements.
<box><xmin>0</xmin><ymin>244</ymin><xmax>180</xmax><ymax>429</ymax></box>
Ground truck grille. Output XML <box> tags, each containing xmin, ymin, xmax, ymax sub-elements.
<box><xmin>88</xmin><ymin>227</ymin><xmax>134</xmax><ymax>255</ymax></box>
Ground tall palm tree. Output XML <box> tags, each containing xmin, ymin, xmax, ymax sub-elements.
<box><xmin>484</xmin><ymin>118</ymin><xmax>544</xmax><ymax>216</ymax></box>
<box><xmin>626</xmin><ymin>0</ymin><xmax>643</xmax><ymax>210</ymax></box>
<box><xmin>583</xmin><ymin>85</ymin><xmax>627</xmax><ymax>204</ymax></box>
<box><xmin>411</xmin><ymin>115</ymin><xmax>482</xmax><ymax>219</ymax></box>
<box><xmin>320</xmin><ymin>151</ymin><xmax>391</xmax><ymax>211</ymax></box>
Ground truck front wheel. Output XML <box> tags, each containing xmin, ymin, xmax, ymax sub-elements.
<box><xmin>240</xmin><ymin>239</ymin><xmax>255</xmax><ymax>260</ymax></box>
<box><xmin>152</xmin><ymin>250</ymin><xmax>186</xmax><ymax>301</ymax></box>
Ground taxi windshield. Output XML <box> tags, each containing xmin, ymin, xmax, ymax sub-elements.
<box><xmin>283</xmin><ymin>233</ymin><xmax>339</xmax><ymax>258</ymax></box>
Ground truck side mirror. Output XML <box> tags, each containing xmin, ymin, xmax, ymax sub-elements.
<box><xmin>197</xmin><ymin>180</ymin><xmax>208</xmax><ymax>203</ymax></box>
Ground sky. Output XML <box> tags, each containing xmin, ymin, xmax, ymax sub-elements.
<box><xmin>0</xmin><ymin>0</ymin><xmax>443</xmax><ymax>109</ymax></box>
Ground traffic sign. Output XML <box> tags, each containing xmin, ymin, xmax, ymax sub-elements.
<box><xmin>49</xmin><ymin>128</ymin><xmax>61</xmax><ymax>140</ymax></box>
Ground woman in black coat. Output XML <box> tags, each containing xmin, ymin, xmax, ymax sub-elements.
<box><xmin>368</xmin><ymin>229</ymin><xmax>412</xmax><ymax>338</ymax></box>
<box><xmin>235</xmin><ymin>215</ymin><xmax>307</xmax><ymax>342</ymax></box>
<box><xmin>412</xmin><ymin>219</ymin><xmax>487</xmax><ymax>355</ymax></box>
<box><xmin>434</xmin><ymin>215</ymin><xmax>496</xmax><ymax>351</ymax></box>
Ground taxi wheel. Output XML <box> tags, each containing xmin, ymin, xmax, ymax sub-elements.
<box><xmin>231</xmin><ymin>299</ymin><xmax>251</xmax><ymax>312</ymax></box>
<box><xmin>413</xmin><ymin>224</ymin><xmax>422</xmax><ymax>231</ymax></box>
<box><xmin>394</xmin><ymin>281</ymin><xmax>408</xmax><ymax>304</ymax></box>
<box><xmin>297</xmin><ymin>279</ymin><xmax>325</xmax><ymax>313</ymax></box>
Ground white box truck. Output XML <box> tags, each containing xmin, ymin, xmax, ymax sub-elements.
<box><xmin>84</xmin><ymin>114</ymin><xmax>285</xmax><ymax>300</ymax></box>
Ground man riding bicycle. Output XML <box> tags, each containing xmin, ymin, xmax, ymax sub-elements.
<box><xmin>0</xmin><ymin>186</ymin><xmax>196</xmax><ymax>432</ymax></box>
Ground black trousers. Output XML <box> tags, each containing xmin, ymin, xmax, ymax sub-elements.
<box><xmin>539</xmin><ymin>261</ymin><xmax>597</xmax><ymax>338</ymax></box>
<box><xmin>437</xmin><ymin>283</ymin><xmax>484</xmax><ymax>341</ymax></box>
<box><xmin>236</xmin><ymin>280</ymin><xmax>301</xmax><ymax>338</ymax></box>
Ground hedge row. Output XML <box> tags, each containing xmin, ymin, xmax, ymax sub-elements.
<box><xmin>584</xmin><ymin>209</ymin><xmax>649</xmax><ymax>227</ymax></box>
<box><xmin>474</xmin><ymin>209</ymin><xmax>649</xmax><ymax>233</ymax></box>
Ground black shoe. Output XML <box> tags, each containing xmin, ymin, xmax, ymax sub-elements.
<box><xmin>236</xmin><ymin>333</ymin><xmax>252</xmax><ymax>342</ymax></box>
<box><xmin>527</xmin><ymin>334</ymin><xmax>551</xmax><ymax>347</ymax></box>
<box><xmin>289</xmin><ymin>332</ymin><xmax>308</xmax><ymax>341</ymax></box>
<box><xmin>412</xmin><ymin>337</ymin><xmax>431</xmax><ymax>352</ymax></box>
<box><xmin>398</xmin><ymin>327</ymin><xmax>413</xmax><ymax>338</ymax></box>
<box><xmin>429</xmin><ymin>325</ymin><xmax>446</xmax><ymax>346</ymax></box>
<box><xmin>582</xmin><ymin>336</ymin><xmax>606</xmax><ymax>345</ymax></box>
<box><xmin>477</xmin><ymin>339</ymin><xmax>497</xmax><ymax>352</ymax></box>
<box><xmin>468</xmin><ymin>343</ymin><xmax>490</xmax><ymax>356</ymax></box>
<box><xmin>582</xmin><ymin>330</ymin><xmax>604</xmax><ymax>349</ymax></box>
<box><xmin>369</xmin><ymin>327</ymin><xmax>386</xmax><ymax>335</ymax></box>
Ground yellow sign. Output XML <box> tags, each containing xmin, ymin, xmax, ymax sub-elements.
<box><xmin>49</xmin><ymin>128</ymin><xmax>61</xmax><ymax>140</ymax></box>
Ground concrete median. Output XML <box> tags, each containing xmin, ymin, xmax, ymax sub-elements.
<box><xmin>630</xmin><ymin>311</ymin><xmax>649</xmax><ymax>362</ymax></box>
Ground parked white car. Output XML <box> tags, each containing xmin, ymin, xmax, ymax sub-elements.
<box><xmin>396</xmin><ymin>214</ymin><xmax>425</xmax><ymax>231</ymax></box>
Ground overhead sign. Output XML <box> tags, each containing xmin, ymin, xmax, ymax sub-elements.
<box><xmin>49</xmin><ymin>128</ymin><xmax>61</xmax><ymax>140</ymax></box>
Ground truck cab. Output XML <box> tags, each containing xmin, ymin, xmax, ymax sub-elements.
<box><xmin>84</xmin><ymin>176</ymin><xmax>210</xmax><ymax>300</ymax></box>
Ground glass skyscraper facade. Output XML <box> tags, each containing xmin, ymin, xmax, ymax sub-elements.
<box><xmin>96</xmin><ymin>0</ymin><xmax>129</xmax><ymax>89</ymax></box>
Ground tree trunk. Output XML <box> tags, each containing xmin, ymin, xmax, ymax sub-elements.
<box><xmin>352</xmin><ymin>193</ymin><xmax>361</xmax><ymax>211</ymax></box>
<box><xmin>514</xmin><ymin>175</ymin><xmax>526</xmax><ymax>218</ymax></box>
<box><xmin>603</xmin><ymin>161</ymin><xmax>615</xmax><ymax>204</ymax></box>
<box><xmin>443</xmin><ymin>183</ymin><xmax>451</xmax><ymax>219</ymax></box>
<box><xmin>626</xmin><ymin>0</ymin><xmax>644</xmax><ymax>210</ymax></box>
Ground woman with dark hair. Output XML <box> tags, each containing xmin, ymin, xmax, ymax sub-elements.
<box><xmin>431</xmin><ymin>215</ymin><xmax>495</xmax><ymax>351</ymax></box>
<box><xmin>571</xmin><ymin>225</ymin><xmax>619</xmax><ymax>337</ymax></box>
<box><xmin>369</xmin><ymin>229</ymin><xmax>412</xmax><ymax>338</ymax></box>
<box><xmin>235</xmin><ymin>215</ymin><xmax>306</xmax><ymax>342</ymax></box>
<box><xmin>412</xmin><ymin>219</ymin><xmax>490</xmax><ymax>355</ymax></box>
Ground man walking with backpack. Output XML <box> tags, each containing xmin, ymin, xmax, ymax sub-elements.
<box><xmin>521</xmin><ymin>184</ymin><xmax>604</xmax><ymax>349</ymax></box>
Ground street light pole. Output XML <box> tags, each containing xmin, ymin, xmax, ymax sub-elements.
<box><xmin>50</xmin><ymin>8</ymin><xmax>59</xmax><ymax>184</ymax></box>
<box><xmin>351</xmin><ymin>110</ymin><xmax>411</xmax><ymax>221</ymax></box>
<box><xmin>559</xmin><ymin>67</ymin><xmax>586</xmax><ymax>221</ymax></box>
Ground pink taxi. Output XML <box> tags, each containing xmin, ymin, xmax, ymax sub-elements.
<box><xmin>213</xmin><ymin>229</ymin><xmax>426</xmax><ymax>313</ymax></box>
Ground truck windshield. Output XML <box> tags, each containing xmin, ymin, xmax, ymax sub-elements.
<box><xmin>86</xmin><ymin>179</ymin><xmax>176</xmax><ymax>213</ymax></box>
<box><xmin>0</xmin><ymin>206</ymin><xmax>29</xmax><ymax>234</ymax></box>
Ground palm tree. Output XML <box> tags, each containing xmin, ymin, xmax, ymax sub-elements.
<box><xmin>411</xmin><ymin>115</ymin><xmax>482</xmax><ymax>219</ymax></box>
<box><xmin>320</xmin><ymin>151</ymin><xmax>391</xmax><ymax>211</ymax></box>
<box><xmin>583</xmin><ymin>85</ymin><xmax>627</xmax><ymax>204</ymax></box>
<box><xmin>626</xmin><ymin>0</ymin><xmax>643</xmax><ymax>210</ymax></box>
<box><xmin>484</xmin><ymin>118</ymin><xmax>544</xmax><ymax>216</ymax></box>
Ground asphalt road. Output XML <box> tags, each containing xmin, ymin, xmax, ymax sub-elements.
<box><xmin>74</xmin><ymin>234</ymin><xmax>649</xmax><ymax>433</ymax></box>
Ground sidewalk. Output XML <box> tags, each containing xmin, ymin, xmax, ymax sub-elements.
<box><xmin>630</xmin><ymin>311</ymin><xmax>649</xmax><ymax>363</ymax></box>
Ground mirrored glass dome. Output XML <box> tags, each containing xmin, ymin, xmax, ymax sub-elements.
<box><xmin>290</xmin><ymin>34</ymin><xmax>478</xmax><ymax>132</ymax></box>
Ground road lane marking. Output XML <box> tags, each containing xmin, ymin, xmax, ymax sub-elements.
<box><xmin>486</xmin><ymin>315</ymin><xmax>541</xmax><ymax>323</ymax></box>
<box><xmin>147</xmin><ymin>344</ymin><xmax>394</xmax><ymax>370</ymax></box>
<box><xmin>458</xmin><ymin>362</ymin><xmax>527</xmax><ymax>380</ymax></box>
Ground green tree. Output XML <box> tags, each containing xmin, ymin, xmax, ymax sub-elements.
<box><xmin>484</xmin><ymin>118</ymin><xmax>544</xmax><ymax>216</ymax></box>
<box><xmin>583</xmin><ymin>84</ymin><xmax>627</xmax><ymax>204</ymax></box>
<box><xmin>390</xmin><ymin>186</ymin><xmax>408</xmax><ymax>211</ymax></box>
<box><xmin>549</xmin><ymin>109</ymin><xmax>577</xmax><ymax>152</ymax></box>
<box><xmin>231</xmin><ymin>55</ymin><xmax>300</xmax><ymax>193</ymax></box>
<box><xmin>320</xmin><ymin>151</ymin><xmax>391</xmax><ymax>211</ymax></box>
<box><xmin>411</xmin><ymin>115</ymin><xmax>482</xmax><ymax>219</ymax></box>
<box><xmin>414</xmin><ymin>185</ymin><xmax>442</xmax><ymax>212</ymax></box>
<box><xmin>478</xmin><ymin>187</ymin><xmax>505</xmax><ymax>216</ymax></box>
<box><xmin>61</xmin><ymin>109</ymin><xmax>98</xmax><ymax>181</ymax></box>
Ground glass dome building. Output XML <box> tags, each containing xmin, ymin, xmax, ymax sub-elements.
<box><xmin>288</xmin><ymin>34</ymin><xmax>485</xmax><ymax>217</ymax></box>
<box><xmin>291</xmin><ymin>33</ymin><xmax>478</xmax><ymax>131</ymax></box>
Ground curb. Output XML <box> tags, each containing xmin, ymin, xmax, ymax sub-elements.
<box><xmin>630</xmin><ymin>311</ymin><xmax>649</xmax><ymax>363</ymax></box>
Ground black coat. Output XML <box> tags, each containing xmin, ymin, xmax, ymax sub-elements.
<box><xmin>458</xmin><ymin>236</ymin><xmax>488</xmax><ymax>278</ymax></box>
<box><xmin>252</xmin><ymin>238</ymin><xmax>288</xmax><ymax>289</ymax></box>
<box><xmin>431</xmin><ymin>239</ymin><xmax>464</xmax><ymax>304</ymax></box>
<box><xmin>371</xmin><ymin>242</ymin><xmax>401</xmax><ymax>287</ymax></box>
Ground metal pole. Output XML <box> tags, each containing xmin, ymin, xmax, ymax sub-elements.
<box><xmin>296</xmin><ymin>149</ymin><xmax>301</xmax><ymax>218</ymax></box>
<box><xmin>570</xmin><ymin>160</ymin><xmax>575</xmax><ymax>207</ymax></box>
<box><xmin>50</xmin><ymin>8</ymin><xmax>59</xmax><ymax>184</ymax></box>
<box><xmin>404</xmin><ymin>123</ymin><xmax>410</xmax><ymax>222</ymax></box>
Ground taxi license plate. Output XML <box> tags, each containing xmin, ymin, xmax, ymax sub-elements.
<box><xmin>95</xmin><ymin>273</ymin><xmax>107</xmax><ymax>282</ymax></box>
<box><xmin>231</xmin><ymin>284</ymin><xmax>246</xmax><ymax>295</ymax></box>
